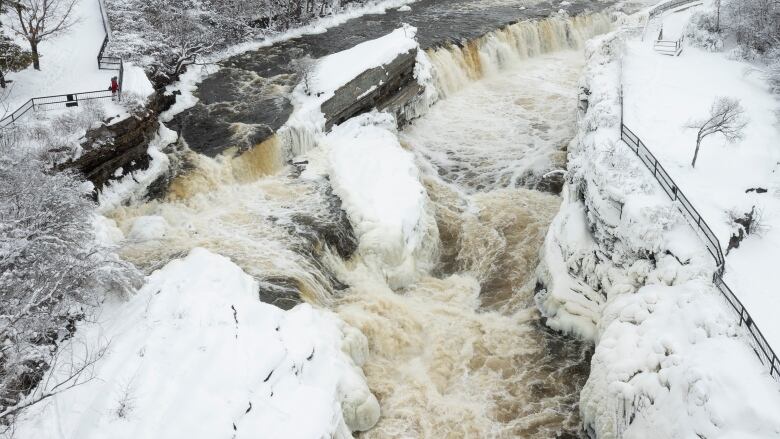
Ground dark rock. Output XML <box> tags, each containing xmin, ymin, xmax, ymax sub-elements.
<box><xmin>726</xmin><ymin>206</ymin><xmax>757</xmax><ymax>255</ymax></box>
<box><xmin>321</xmin><ymin>48</ymin><xmax>420</xmax><ymax>130</ymax></box>
<box><xmin>745</xmin><ymin>187</ymin><xmax>768</xmax><ymax>194</ymax></box>
<box><xmin>536</xmin><ymin>170</ymin><xmax>566</xmax><ymax>195</ymax></box>
<box><xmin>63</xmin><ymin>109</ymin><xmax>160</xmax><ymax>192</ymax></box>
<box><xmin>257</xmin><ymin>276</ymin><xmax>303</xmax><ymax>310</ymax></box>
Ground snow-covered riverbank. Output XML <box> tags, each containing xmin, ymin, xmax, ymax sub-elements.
<box><xmin>537</xmin><ymin>5</ymin><xmax>780</xmax><ymax>437</ymax></box>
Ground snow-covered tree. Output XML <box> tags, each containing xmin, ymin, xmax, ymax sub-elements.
<box><xmin>0</xmin><ymin>141</ymin><xmax>140</xmax><ymax>427</ymax></box>
<box><xmin>685</xmin><ymin>97</ymin><xmax>747</xmax><ymax>168</ymax></box>
<box><xmin>0</xmin><ymin>34</ymin><xmax>33</xmax><ymax>88</ymax></box>
<box><xmin>104</xmin><ymin>0</ymin><xmax>355</xmax><ymax>78</ymax></box>
<box><xmin>10</xmin><ymin>0</ymin><xmax>79</xmax><ymax>70</ymax></box>
<box><xmin>723</xmin><ymin>0</ymin><xmax>780</xmax><ymax>55</ymax></box>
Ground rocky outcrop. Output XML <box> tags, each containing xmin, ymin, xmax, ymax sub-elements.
<box><xmin>321</xmin><ymin>48</ymin><xmax>423</xmax><ymax>130</ymax></box>
<box><xmin>63</xmin><ymin>88</ymin><xmax>181</xmax><ymax>194</ymax></box>
<box><xmin>65</xmin><ymin>110</ymin><xmax>160</xmax><ymax>192</ymax></box>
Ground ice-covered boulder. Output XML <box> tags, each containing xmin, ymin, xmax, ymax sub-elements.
<box><xmin>322</xmin><ymin>112</ymin><xmax>439</xmax><ymax>289</ymax></box>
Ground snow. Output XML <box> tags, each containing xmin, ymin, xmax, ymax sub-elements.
<box><xmin>0</xmin><ymin>0</ymin><xmax>153</xmax><ymax>122</ymax></box>
<box><xmin>623</xmin><ymin>1</ymin><xmax>780</xmax><ymax>354</ymax></box>
<box><xmin>583</xmin><ymin>280</ymin><xmax>780</xmax><ymax>439</ymax></box>
<box><xmin>304</xmin><ymin>111</ymin><xmax>438</xmax><ymax>289</ymax></box>
<box><xmin>13</xmin><ymin>248</ymin><xmax>379</xmax><ymax>438</ymax></box>
<box><xmin>537</xmin><ymin>5</ymin><xmax>780</xmax><ymax>437</ymax></box>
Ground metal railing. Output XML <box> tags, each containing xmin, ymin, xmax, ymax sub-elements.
<box><xmin>648</xmin><ymin>0</ymin><xmax>703</xmax><ymax>19</ymax></box>
<box><xmin>619</xmin><ymin>123</ymin><xmax>779</xmax><ymax>383</ymax></box>
<box><xmin>653</xmin><ymin>35</ymin><xmax>684</xmax><ymax>55</ymax></box>
<box><xmin>642</xmin><ymin>0</ymin><xmax>701</xmax><ymax>40</ymax></box>
<box><xmin>0</xmin><ymin>0</ymin><xmax>123</xmax><ymax>129</ymax></box>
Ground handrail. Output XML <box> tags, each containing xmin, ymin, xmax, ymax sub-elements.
<box><xmin>653</xmin><ymin>35</ymin><xmax>684</xmax><ymax>55</ymax></box>
<box><xmin>618</xmin><ymin>123</ymin><xmax>779</xmax><ymax>382</ymax></box>
<box><xmin>648</xmin><ymin>0</ymin><xmax>702</xmax><ymax>19</ymax></box>
<box><xmin>0</xmin><ymin>0</ymin><xmax>124</xmax><ymax>129</ymax></box>
<box><xmin>642</xmin><ymin>0</ymin><xmax>701</xmax><ymax>41</ymax></box>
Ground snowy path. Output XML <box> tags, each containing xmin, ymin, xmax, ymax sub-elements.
<box><xmin>0</xmin><ymin>0</ymin><xmax>153</xmax><ymax>123</ymax></box>
<box><xmin>2</xmin><ymin>0</ymin><xmax>110</xmax><ymax>111</ymax></box>
<box><xmin>623</xmin><ymin>4</ymin><xmax>780</xmax><ymax>354</ymax></box>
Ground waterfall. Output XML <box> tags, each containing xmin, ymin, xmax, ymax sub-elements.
<box><xmin>105</xmin><ymin>10</ymin><xmax>613</xmax><ymax>437</ymax></box>
<box><xmin>427</xmin><ymin>13</ymin><xmax>613</xmax><ymax>97</ymax></box>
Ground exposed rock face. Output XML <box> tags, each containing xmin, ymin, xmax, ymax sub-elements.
<box><xmin>61</xmin><ymin>87</ymin><xmax>182</xmax><ymax>193</ymax></box>
<box><xmin>321</xmin><ymin>48</ymin><xmax>422</xmax><ymax>130</ymax></box>
<box><xmin>65</xmin><ymin>110</ymin><xmax>160</xmax><ymax>191</ymax></box>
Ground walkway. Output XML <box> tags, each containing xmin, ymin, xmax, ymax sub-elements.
<box><xmin>623</xmin><ymin>3</ymin><xmax>780</xmax><ymax>353</ymax></box>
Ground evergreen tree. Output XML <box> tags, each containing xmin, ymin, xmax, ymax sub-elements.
<box><xmin>0</xmin><ymin>34</ymin><xmax>33</xmax><ymax>88</ymax></box>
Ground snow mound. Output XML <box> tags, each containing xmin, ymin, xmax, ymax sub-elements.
<box><xmin>582</xmin><ymin>281</ymin><xmax>780</xmax><ymax>439</ymax></box>
<box><xmin>14</xmin><ymin>248</ymin><xmax>379</xmax><ymax>438</ymax></box>
<box><xmin>323</xmin><ymin>112</ymin><xmax>439</xmax><ymax>288</ymax></box>
<box><xmin>397</xmin><ymin>4</ymin><xmax>411</xmax><ymax>11</ymax></box>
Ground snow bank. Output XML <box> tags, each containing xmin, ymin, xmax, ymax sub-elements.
<box><xmin>623</xmin><ymin>5</ymin><xmax>780</xmax><ymax>351</ymax></box>
<box><xmin>14</xmin><ymin>248</ymin><xmax>379</xmax><ymax>438</ymax></box>
<box><xmin>318</xmin><ymin>112</ymin><xmax>438</xmax><ymax>289</ymax></box>
<box><xmin>536</xmin><ymin>19</ymin><xmax>780</xmax><ymax>438</ymax></box>
<box><xmin>582</xmin><ymin>281</ymin><xmax>780</xmax><ymax>439</ymax></box>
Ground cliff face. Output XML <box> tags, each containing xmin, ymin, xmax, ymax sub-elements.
<box><xmin>67</xmin><ymin>110</ymin><xmax>159</xmax><ymax>191</ymax></box>
<box><xmin>535</xmin><ymin>30</ymin><xmax>780</xmax><ymax>439</ymax></box>
<box><xmin>64</xmin><ymin>92</ymin><xmax>178</xmax><ymax>194</ymax></box>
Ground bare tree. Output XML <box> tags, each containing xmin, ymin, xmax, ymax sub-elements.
<box><xmin>685</xmin><ymin>97</ymin><xmax>747</xmax><ymax>168</ymax></box>
<box><xmin>714</xmin><ymin>0</ymin><xmax>722</xmax><ymax>32</ymax></box>
<box><xmin>0</xmin><ymin>339</ymin><xmax>109</xmax><ymax>431</ymax></box>
<box><xmin>0</xmin><ymin>140</ymin><xmax>140</xmax><ymax>430</ymax></box>
<box><xmin>291</xmin><ymin>55</ymin><xmax>317</xmax><ymax>95</ymax></box>
<box><xmin>145</xmin><ymin>8</ymin><xmax>215</xmax><ymax>80</ymax></box>
<box><xmin>10</xmin><ymin>0</ymin><xmax>79</xmax><ymax>70</ymax></box>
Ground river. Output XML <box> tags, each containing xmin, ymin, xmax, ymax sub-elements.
<box><xmin>111</xmin><ymin>4</ymin><xmax>612</xmax><ymax>438</ymax></box>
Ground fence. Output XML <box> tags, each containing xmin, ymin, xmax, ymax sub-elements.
<box><xmin>611</xmin><ymin>109</ymin><xmax>779</xmax><ymax>439</ymax></box>
<box><xmin>648</xmin><ymin>0</ymin><xmax>703</xmax><ymax>19</ymax></box>
<box><xmin>618</xmin><ymin>121</ymin><xmax>779</xmax><ymax>384</ymax></box>
<box><xmin>653</xmin><ymin>35</ymin><xmax>684</xmax><ymax>55</ymax></box>
<box><xmin>0</xmin><ymin>0</ymin><xmax>124</xmax><ymax>130</ymax></box>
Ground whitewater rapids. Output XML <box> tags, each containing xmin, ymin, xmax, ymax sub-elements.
<box><xmin>106</xmin><ymin>12</ymin><xmax>610</xmax><ymax>438</ymax></box>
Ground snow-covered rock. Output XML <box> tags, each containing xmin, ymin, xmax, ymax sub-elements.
<box><xmin>321</xmin><ymin>112</ymin><xmax>439</xmax><ymax>289</ymax></box>
<box><xmin>14</xmin><ymin>248</ymin><xmax>379</xmax><ymax>439</ymax></box>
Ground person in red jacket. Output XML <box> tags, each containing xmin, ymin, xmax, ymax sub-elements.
<box><xmin>109</xmin><ymin>76</ymin><xmax>119</xmax><ymax>101</ymax></box>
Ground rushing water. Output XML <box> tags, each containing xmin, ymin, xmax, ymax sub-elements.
<box><xmin>110</xmin><ymin>11</ymin><xmax>610</xmax><ymax>439</ymax></box>
<box><xmin>171</xmin><ymin>0</ymin><xmax>611</xmax><ymax>155</ymax></box>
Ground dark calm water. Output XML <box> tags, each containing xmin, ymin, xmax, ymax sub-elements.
<box><xmin>170</xmin><ymin>0</ymin><xmax>612</xmax><ymax>155</ymax></box>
